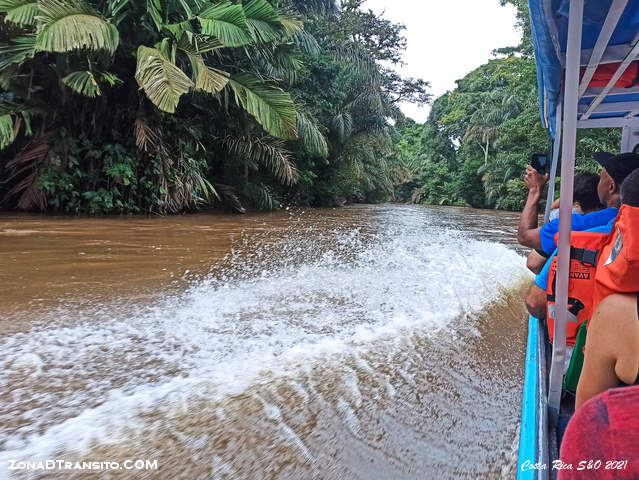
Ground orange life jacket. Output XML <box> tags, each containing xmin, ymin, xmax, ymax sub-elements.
<box><xmin>546</xmin><ymin>231</ymin><xmax>609</xmax><ymax>346</ymax></box>
<box><xmin>592</xmin><ymin>205</ymin><xmax>639</xmax><ymax>315</ymax></box>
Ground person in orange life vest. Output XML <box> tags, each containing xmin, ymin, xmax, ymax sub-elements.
<box><xmin>526</xmin><ymin>173</ymin><xmax>603</xmax><ymax>275</ymax></box>
<box><xmin>576</xmin><ymin>169</ymin><xmax>639</xmax><ymax>409</ymax></box>
<box><xmin>524</xmin><ymin>153</ymin><xmax>639</xmax><ymax>323</ymax></box>
<box><xmin>517</xmin><ymin>152</ymin><xmax>639</xmax><ymax>256</ymax></box>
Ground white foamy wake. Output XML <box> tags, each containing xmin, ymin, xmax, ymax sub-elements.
<box><xmin>0</xmin><ymin>219</ymin><xmax>530</xmax><ymax>474</ymax></box>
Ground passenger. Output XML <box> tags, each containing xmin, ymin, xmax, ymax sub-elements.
<box><xmin>547</xmin><ymin>173</ymin><xmax>602</xmax><ymax>221</ymax></box>
<box><xmin>523</xmin><ymin>154</ymin><xmax>639</xmax><ymax>322</ymax></box>
<box><xmin>517</xmin><ymin>152</ymin><xmax>639</xmax><ymax>256</ymax></box>
<box><xmin>559</xmin><ymin>386</ymin><xmax>639</xmax><ymax>479</ymax></box>
<box><xmin>526</xmin><ymin>173</ymin><xmax>602</xmax><ymax>275</ymax></box>
<box><xmin>575</xmin><ymin>169</ymin><xmax>639</xmax><ymax>408</ymax></box>
<box><xmin>524</xmin><ymin>171</ymin><xmax>613</xmax><ymax>321</ymax></box>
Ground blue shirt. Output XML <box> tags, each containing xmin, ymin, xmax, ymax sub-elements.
<box><xmin>535</xmin><ymin>218</ymin><xmax>617</xmax><ymax>289</ymax></box>
<box><xmin>539</xmin><ymin>208</ymin><xmax>618</xmax><ymax>255</ymax></box>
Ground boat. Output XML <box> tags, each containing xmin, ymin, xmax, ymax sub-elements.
<box><xmin>517</xmin><ymin>1</ymin><xmax>639</xmax><ymax>478</ymax></box>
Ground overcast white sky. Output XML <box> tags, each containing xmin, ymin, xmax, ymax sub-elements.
<box><xmin>363</xmin><ymin>0</ymin><xmax>522</xmax><ymax>123</ymax></box>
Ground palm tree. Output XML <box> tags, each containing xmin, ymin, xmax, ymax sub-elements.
<box><xmin>0</xmin><ymin>0</ymin><xmax>331</xmax><ymax>211</ymax></box>
<box><xmin>462</xmin><ymin>91</ymin><xmax>522</xmax><ymax>163</ymax></box>
<box><xmin>0</xmin><ymin>0</ymin><xmax>303</xmax><ymax>145</ymax></box>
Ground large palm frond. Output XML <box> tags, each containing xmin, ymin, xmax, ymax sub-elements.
<box><xmin>0</xmin><ymin>35</ymin><xmax>36</xmax><ymax>71</ymax></box>
<box><xmin>135</xmin><ymin>45</ymin><xmax>194</xmax><ymax>113</ymax></box>
<box><xmin>243</xmin><ymin>0</ymin><xmax>282</xmax><ymax>43</ymax></box>
<box><xmin>228</xmin><ymin>72</ymin><xmax>297</xmax><ymax>140</ymax></box>
<box><xmin>182</xmin><ymin>50</ymin><xmax>229</xmax><ymax>94</ymax></box>
<box><xmin>292</xmin><ymin>29</ymin><xmax>319</xmax><ymax>56</ymax></box>
<box><xmin>176</xmin><ymin>31</ymin><xmax>223</xmax><ymax>54</ymax></box>
<box><xmin>0</xmin><ymin>0</ymin><xmax>37</xmax><ymax>25</ymax></box>
<box><xmin>220</xmin><ymin>135</ymin><xmax>299</xmax><ymax>185</ymax></box>
<box><xmin>296</xmin><ymin>110</ymin><xmax>328</xmax><ymax>158</ymax></box>
<box><xmin>275</xmin><ymin>8</ymin><xmax>303</xmax><ymax>37</ymax></box>
<box><xmin>242</xmin><ymin>182</ymin><xmax>275</xmax><ymax>209</ymax></box>
<box><xmin>35</xmin><ymin>0</ymin><xmax>120</xmax><ymax>53</ymax></box>
<box><xmin>195</xmin><ymin>62</ymin><xmax>229</xmax><ymax>93</ymax></box>
<box><xmin>198</xmin><ymin>1</ymin><xmax>253</xmax><ymax>47</ymax></box>
<box><xmin>0</xmin><ymin>114</ymin><xmax>16</xmax><ymax>150</ymax></box>
<box><xmin>2</xmin><ymin>133</ymin><xmax>51</xmax><ymax>210</ymax></box>
<box><xmin>61</xmin><ymin>70</ymin><xmax>101</xmax><ymax>97</ymax></box>
<box><xmin>330</xmin><ymin>111</ymin><xmax>352</xmax><ymax>145</ymax></box>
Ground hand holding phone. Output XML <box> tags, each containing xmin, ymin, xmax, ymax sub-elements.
<box><xmin>531</xmin><ymin>153</ymin><xmax>549</xmax><ymax>175</ymax></box>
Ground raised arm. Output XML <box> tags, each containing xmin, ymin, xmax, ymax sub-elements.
<box><xmin>517</xmin><ymin>165</ymin><xmax>549</xmax><ymax>250</ymax></box>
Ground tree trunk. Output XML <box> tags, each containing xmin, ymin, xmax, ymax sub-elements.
<box><xmin>479</xmin><ymin>142</ymin><xmax>490</xmax><ymax>165</ymax></box>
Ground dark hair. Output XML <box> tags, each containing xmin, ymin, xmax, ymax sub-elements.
<box><xmin>621</xmin><ymin>168</ymin><xmax>639</xmax><ymax>207</ymax></box>
<box><xmin>574</xmin><ymin>173</ymin><xmax>603</xmax><ymax>213</ymax></box>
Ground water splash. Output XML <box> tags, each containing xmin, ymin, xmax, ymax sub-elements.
<box><xmin>0</xmin><ymin>207</ymin><xmax>531</xmax><ymax>478</ymax></box>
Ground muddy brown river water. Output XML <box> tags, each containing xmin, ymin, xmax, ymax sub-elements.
<box><xmin>0</xmin><ymin>205</ymin><xmax>532</xmax><ymax>479</ymax></box>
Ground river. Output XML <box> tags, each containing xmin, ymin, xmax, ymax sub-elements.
<box><xmin>0</xmin><ymin>205</ymin><xmax>532</xmax><ymax>479</ymax></box>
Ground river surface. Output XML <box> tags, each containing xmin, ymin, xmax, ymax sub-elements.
<box><xmin>0</xmin><ymin>205</ymin><xmax>532</xmax><ymax>479</ymax></box>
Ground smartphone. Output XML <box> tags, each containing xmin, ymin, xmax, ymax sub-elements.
<box><xmin>531</xmin><ymin>154</ymin><xmax>549</xmax><ymax>175</ymax></box>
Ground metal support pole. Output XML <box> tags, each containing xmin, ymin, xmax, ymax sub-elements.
<box><xmin>548</xmin><ymin>0</ymin><xmax>583</xmax><ymax>426</ymax></box>
<box><xmin>622</xmin><ymin>124</ymin><xmax>631</xmax><ymax>151</ymax></box>
<box><xmin>620</xmin><ymin>123</ymin><xmax>639</xmax><ymax>152</ymax></box>
<box><xmin>544</xmin><ymin>101</ymin><xmax>563</xmax><ymax>225</ymax></box>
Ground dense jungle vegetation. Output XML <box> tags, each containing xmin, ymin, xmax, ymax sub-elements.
<box><xmin>396</xmin><ymin>0</ymin><xmax>621</xmax><ymax>210</ymax></box>
<box><xmin>0</xmin><ymin>0</ymin><xmax>625</xmax><ymax>214</ymax></box>
<box><xmin>0</xmin><ymin>0</ymin><xmax>428</xmax><ymax>213</ymax></box>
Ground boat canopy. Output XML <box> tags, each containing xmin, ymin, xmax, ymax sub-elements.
<box><xmin>531</xmin><ymin>0</ymin><xmax>639</xmax><ymax>137</ymax></box>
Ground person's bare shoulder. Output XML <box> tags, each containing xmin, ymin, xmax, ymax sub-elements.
<box><xmin>589</xmin><ymin>294</ymin><xmax>639</xmax><ymax>375</ymax></box>
<box><xmin>594</xmin><ymin>294</ymin><xmax>638</xmax><ymax>326</ymax></box>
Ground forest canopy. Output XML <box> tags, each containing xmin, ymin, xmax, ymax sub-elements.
<box><xmin>394</xmin><ymin>0</ymin><xmax>621</xmax><ymax>210</ymax></box>
<box><xmin>0</xmin><ymin>0</ymin><xmax>428</xmax><ymax>213</ymax></box>
<box><xmin>0</xmin><ymin>0</ymin><xmax>622</xmax><ymax>214</ymax></box>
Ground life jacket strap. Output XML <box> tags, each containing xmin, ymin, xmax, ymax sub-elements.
<box><xmin>570</xmin><ymin>246</ymin><xmax>599</xmax><ymax>266</ymax></box>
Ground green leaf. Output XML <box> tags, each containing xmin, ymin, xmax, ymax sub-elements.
<box><xmin>183</xmin><ymin>46</ymin><xmax>229</xmax><ymax>93</ymax></box>
<box><xmin>97</xmin><ymin>71</ymin><xmax>122</xmax><ymax>86</ymax></box>
<box><xmin>0</xmin><ymin>114</ymin><xmax>16</xmax><ymax>150</ymax></box>
<box><xmin>228</xmin><ymin>72</ymin><xmax>297</xmax><ymax>140</ymax></box>
<box><xmin>164</xmin><ymin>20</ymin><xmax>192</xmax><ymax>38</ymax></box>
<box><xmin>35</xmin><ymin>0</ymin><xmax>120</xmax><ymax>54</ymax></box>
<box><xmin>135</xmin><ymin>45</ymin><xmax>194</xmax><ymax>113</ymax></box>
<box><xmin>292</xmin><ymin>30</ymin><xmax>319</xmax><ymax>56</ymax></box>
<box><xmin>194</xmin><ymin>59</ymin><xmax>228</xmax><ymax>93</ymax></box>
<box><xmin>62</xmin><ymin>70</ymin><xmax>101</xmax><ymax>97</ymax></box>
<box><xmin>146</xmin><ymin>0</ymin><xmax>162</xmax><ymax>30</ymax></box>
<box><xmin>243</xmin><ymin>0</ymin><xmax>281</xmax><ymax>43</ymax></box>
<box><xmin>297</xmin><ymin>111</ymin><xmax>328</xmax><ymax>158</ymax></box>
<box><xmin>176</xmin><ymin>0</ymin><xmax>192</xmax><ymax>18</ymax></box>
<box><xmin>177</xmin><ymin>31</ymin><xmax>222</xmax><ymax>55</ymax></box>
<box><xmin>0</xmin><ymin>35</ymin><xmax>36</xmax><ymax>71</ymax></box>
<box><xmin>0</xmin><ymin>0</ymin><xmax>37</xmax><ymax>25</ymax></box>
<box><xmin>107</xmin><ymin>0</ymin><xmax>131</xmax><ymax>16</ymax></box>
<box><xmin>197</xmin><ymin>1</ymin><xmax>252</xmax><ymax>47</ymax></box>
<box><xmin>276</xmin><ymin>9</ymin><xmax>303</xmax><ymax>37</ymax></box>
<box><xmin>220</xmin><ymin>135</ymin><xmax>298</xmax><ymax>185</ymax></box>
